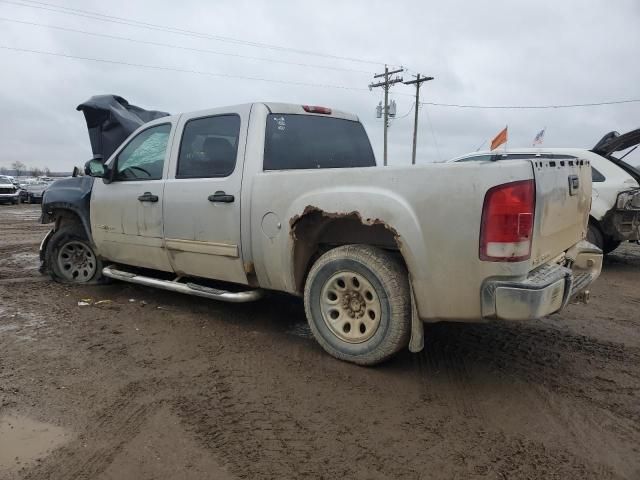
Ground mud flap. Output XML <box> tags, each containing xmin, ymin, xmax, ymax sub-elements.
<box><xmin>38</xmin><ymin>229</ymin><xmax>54</xmax><ymax>274</ymax></box>
<box><xmin>408</xmin><ymin>286</ymin><xmax>424</xmax><ymax>353</ymax></box>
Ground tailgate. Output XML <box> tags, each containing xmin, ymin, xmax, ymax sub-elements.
<box><xmin>530</xmin><ymin>158</ymin><xmax>592</xmax><ymax>267</ymax></box>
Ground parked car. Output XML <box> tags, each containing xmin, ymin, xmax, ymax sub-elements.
<box><xmin>0</xmin><ymin>176</ymin><xmax>20</xmax><ymax>204</ymax></box>
<box><xmin>40</xmin><ymin>102</ymin><xmax>602</xmax><ymax>365</ymax></box>
<box><xmin>19</xmin><ymin>181</ymin><xmax>48</xmax><ymax>204</ymax></box>
<box><xmin>448</xmin><ymin>129</ymin><xmax>640</xmax><ymax>254</ymax></box>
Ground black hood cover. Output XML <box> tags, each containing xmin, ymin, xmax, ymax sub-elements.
<box><xmin>77</xmin><ymin>95</ymin><xmax>170</xmax><ymax>162</ymax></box>
<box><xmin>592</xmin><ymin>128</ymin><xmax>640</xmax><ymax>157</ymax></box>
<box><xmin>591</xmin><ymin>128</ymin><xmax>640</xmax><ymax>184</ymax></box>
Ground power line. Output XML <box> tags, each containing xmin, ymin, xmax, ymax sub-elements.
<box><xmin>0</xmin><ymin>45</ymin><xmax>372</xmax><ymax>91</ymax></box>
<box><xmin>419</xmin><ymin>99</ymin><xmax>640</xmax><ymax>109</ymax></box>
<box><xmin>0</xmin><ymin>17</ymin><xmax>373</xmax><ymax>74</ymax></box>
<box><xmin>0</xmin><ymin>42</ymin><xmax>636</xmax><ymax>111</ymax></box>
<box><xmin>0</xmin><ymin>0</ymin><xmax>387</xmax><ymax>66</ymax></box>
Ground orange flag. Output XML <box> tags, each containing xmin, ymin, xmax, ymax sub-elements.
<box><xmin>490</xmin><ymin>126</ymin><xmax>508</xmax><ymax>150</ymax></box>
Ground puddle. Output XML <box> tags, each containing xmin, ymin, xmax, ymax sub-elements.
<box><xmin>0</xmin><ymin>310</ymin><xmax>47</xmax><ymax>339</ymax></box>
<box><xmin>2</xmin><ymin>209</ymin><xmax>42</xmax><ymax>221</ymax></box>
<box><xmin>0</xmin><ymin>251</ymin><xmax>40</xmax><ymax>272</ymax></box>
<box><xmin>0</xmin><ymin>414</ymin><xmax>71</xmax><ymax>475</ymax></box>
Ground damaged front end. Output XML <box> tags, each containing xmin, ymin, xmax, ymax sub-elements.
<box><xmin>601</xmin><ymin>188</ymin><xmax>640</xmax><ymax>242</ymax></box>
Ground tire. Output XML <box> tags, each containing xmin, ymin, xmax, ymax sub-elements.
<box><xmin>303</xmin><ymin>244</ymin><xmax>411</xmax><ymax>366</ymax></box>
<box><xmin>602</xmin><ymin>237</ymin><xmax>621</xmax><ymax>255</ymax></box>
<box><xmin>45</xmin><ymin>224</ymin><xmax>104</xmax><ymax>284</ymax></box>
<box><xmin>586</xmin><ymin>223</ymin><xmax>604</xmax><ymax>251</ymax></box>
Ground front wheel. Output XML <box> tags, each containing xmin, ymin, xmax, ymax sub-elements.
<box><xmin>304</xmin><ymin>245</ymin><xmax>411</xmax><ymax>366</ymax></box>
<box><xmin>45</xmin><ymin>225</ymin><xmax>103</xmax><ymax>284</ymax></box>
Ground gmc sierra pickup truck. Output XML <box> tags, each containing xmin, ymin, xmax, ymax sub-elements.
<box><xmin>40</xmin><ymin>102</ymin><xmax>602</xmax><ymax>365</ymax></box>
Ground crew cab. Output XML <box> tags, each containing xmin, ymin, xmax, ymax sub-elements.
<box><xmin>449</xmin><ymin>128</ymin><xmax>640</xmax><ymax>254</ymax></box>
<box><xmin>40</xmin><ymin>102</ymin><xmax>602</xmax><ymax>365</ymax></box>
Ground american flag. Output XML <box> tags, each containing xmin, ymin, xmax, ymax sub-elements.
<box><xmin>532</xmin><ymin>128</ymin><xmax>546</xmax><ymax>146</ymax></box>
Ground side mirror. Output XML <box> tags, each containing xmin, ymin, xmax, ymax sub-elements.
<box><xmin>84</xmin><ymin>159</ymin><xmax>108</xmax><ymax>178</ymax></box>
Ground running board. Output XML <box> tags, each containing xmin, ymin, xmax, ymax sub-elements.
<box><xmin>102</xmin><ymin>266</ymin><xmax>264</xmax><ymax>303</ymax></box>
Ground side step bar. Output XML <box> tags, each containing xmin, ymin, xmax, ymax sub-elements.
<box><xmin>102</xmin><ymin>266</ymin><xmax>264</xmax><ymax>303</ymax></box>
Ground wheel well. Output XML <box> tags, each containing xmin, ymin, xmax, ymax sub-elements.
<box><xmin>588</xmin><ymin>216</ymin><xmax>606</xmax><ymax>238</ymax></box>
<box><xmin>45</xmin><ymin>208</ymin><xmax>87</xmax><ymax>237</ymax></box>
<box><xmin>290</xmin><ymin>208</ymin><xmax>406</xmax><ymax>293</ymax></box>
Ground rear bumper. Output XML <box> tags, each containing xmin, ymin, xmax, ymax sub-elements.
<box><xmin>482</xmin><ymin>240</ymin><xmax>602</xmax><ymax>321</ymax></box>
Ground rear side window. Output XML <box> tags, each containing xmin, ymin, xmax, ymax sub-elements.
<box><xmin>263</xmin><ymin>114</ymin><xmax>376</xmax><ymax>170</ymax></box>
<box><xmin>177</xmin><ymin>115</ymin><xmax>241</xmax><ymax>178</ymax></box>
<box><xmin>592</xmin><ymin>167</ymin><xmax>606</xmax><ymax>182</ymax></box>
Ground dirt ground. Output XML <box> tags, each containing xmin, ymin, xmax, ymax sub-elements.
<box><xmin>0</xmin><ymin>203</ymin><xmax>638</xmax><ymax>480</ymax></box>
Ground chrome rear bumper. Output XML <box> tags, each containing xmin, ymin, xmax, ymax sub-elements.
<box><xmin>482</xmin><ymin>240</ymin><xmax>602</xmax><ymax>321</ymax></box>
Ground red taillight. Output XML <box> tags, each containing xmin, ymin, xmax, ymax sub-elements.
<box><xmin>480</xmin><ymin>179</ymin><xmax>535</xmax><ymax>262</ymax></box>
<box><xmin>302</xmin><ymin>105</ymin><xmax>332</xmax><ymax>114</ymax></box>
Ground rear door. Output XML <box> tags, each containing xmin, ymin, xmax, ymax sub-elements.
<box><xmin>162</xmin><ymin>106</ymin><xmax>249</xmax><ymax>284</ymax></box>
<box><xmin>530</xmin><ymin>158</ymin><xmax>592</xmax><ymax>266</ymax></box>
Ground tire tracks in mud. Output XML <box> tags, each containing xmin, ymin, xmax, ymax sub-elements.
<box><xmin>170</xmin><ymin>338</ymin><xmax>624</xmax><ymax>480</ymax></box>
<box><xmin>23</xmin><ymin>381</ymin><xmax>162</xmax><ymax>480</ymax></box>
<box><xmin>420</xmin><ymin>321</ymin><xmax>640</xmax><ymax>426</ymax></box>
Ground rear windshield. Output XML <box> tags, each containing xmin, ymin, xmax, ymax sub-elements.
<box><xmin>263</xmin><ymin>114</ymin><xmax>376</xmax><ymax>170</ymax></box>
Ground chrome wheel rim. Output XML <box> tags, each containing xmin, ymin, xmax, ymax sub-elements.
<box><xmin>320</xmin><ymin>271</ymin><xmax>382</xmax><ymax>343</ymax></box>
<box><xmin>57</xmin><ymin>241</ymin><xmax>96</xmax><ymax>282</ymax></box>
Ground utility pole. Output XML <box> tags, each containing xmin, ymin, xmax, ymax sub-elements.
<box><xmin>369</xmin><ymin>65</ymin><xmax>403</xmax><ymax>166</ymax></box>
<box><xmin>403</xmin><ymin>73</ymin><xmax>434</xmax><ymax>164</ymax></box>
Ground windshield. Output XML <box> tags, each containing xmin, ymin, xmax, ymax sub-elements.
<box><xmin>0</xmin><ymin>177</ymin><xmax>11</xmax><ymax>184</ymax></box>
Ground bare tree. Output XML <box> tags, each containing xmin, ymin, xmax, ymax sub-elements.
<box><xmin>44</xmin><ymin>167</ymin><xmax>51</xmax><ymax>176</ymax></box>
<box><xmin>11</xmin><ymin>161</ymin><xmax>26</xmax><ymax>177</ymax></box>
<box><xmin>0</xmin><ymin>166</ymin><xmax>7</xmax><ymax>175</ymax></box>
<box><xmin>30</xmin><ymin>167</ymin><xmax>43</xmax><ymax>177</ymax></box>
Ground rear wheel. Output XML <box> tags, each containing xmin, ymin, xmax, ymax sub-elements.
<box><xmin>45</xmin><ymin>225</ymin><xmax>103</xmax><ymax>284</ymax></box>
<box><xmin>304</xmin><ymin>245</ymin><xmax>411</xmax><ymax>366</ymax></box>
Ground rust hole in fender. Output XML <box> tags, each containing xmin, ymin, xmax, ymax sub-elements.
<box><xmin>289</xmin><ymin>206</ymin><xmax>405</xmax><ymax>293</ymax></box>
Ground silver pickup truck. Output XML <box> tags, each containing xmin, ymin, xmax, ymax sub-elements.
<box><xmin>40</xmin><ymin>102</ymin><xmax>602</xmax><ymax>365</ymax></box>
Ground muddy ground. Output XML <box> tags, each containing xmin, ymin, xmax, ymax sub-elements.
<box><xmin>0</xmin><ymin>203</ymin><xmax>638</xmax><ymax>480</ymax></box>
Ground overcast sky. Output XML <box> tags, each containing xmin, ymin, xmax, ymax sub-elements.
<box><xmin>0</xmin><ymin>0</ymin><xmax>638</xmax><ymax>172</ymax></box>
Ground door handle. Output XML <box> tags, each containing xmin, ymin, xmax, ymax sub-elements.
<box><xmin>208</xmin><ymin>191</ymin><xmax>234</xmax><ymax>203</ymax></box>
<box><xmin>138</xmin><ymin>192</ymin><xmax>159</xmax><ymax>203</ymax></box>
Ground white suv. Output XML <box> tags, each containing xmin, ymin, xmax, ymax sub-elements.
<box><xmin>449</xmin><ymin>129</ymin><xmax>640</xmax><ymax>254</ymax></box>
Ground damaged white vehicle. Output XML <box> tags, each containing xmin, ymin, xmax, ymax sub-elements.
<box><xmin>450</xmin><ymin>128</ymin><xmax>640</xmax><ymax>254</ymax></box>
<box><xmin>40</xmin><ymin>99</ymin><xmax>602</xmax><ymax>365</ymax></box>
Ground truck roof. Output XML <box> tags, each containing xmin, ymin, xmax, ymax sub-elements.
<box><xmin>165</xmin><ymin>102</ymin><xmax>359</xmax><ymax>123</ymax></box>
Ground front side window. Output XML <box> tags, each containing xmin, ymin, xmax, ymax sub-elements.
<box><xmin>263</xmin><ymin>114</ymin><xmax>376</xmax><ymax>170</ymax></box>
<box><xmin>114</xmin><ymin>123</ymin><xmax>171</xmax><ymax>181</ymax></box>
<box><xmin>177</xmin><ymin>115</ymin><xmax>240</xmax><ymax>178</ymax></box>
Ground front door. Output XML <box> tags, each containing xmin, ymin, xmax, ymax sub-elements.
<box><xmin>162</xmin><ymin>109</ymin><xmax>248</xmax><ymax>284</ymax></box>
<box><xmin>91</xmin><ymin>122</ymin><xmax>174</xmax><ymax>271</ymax></box>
